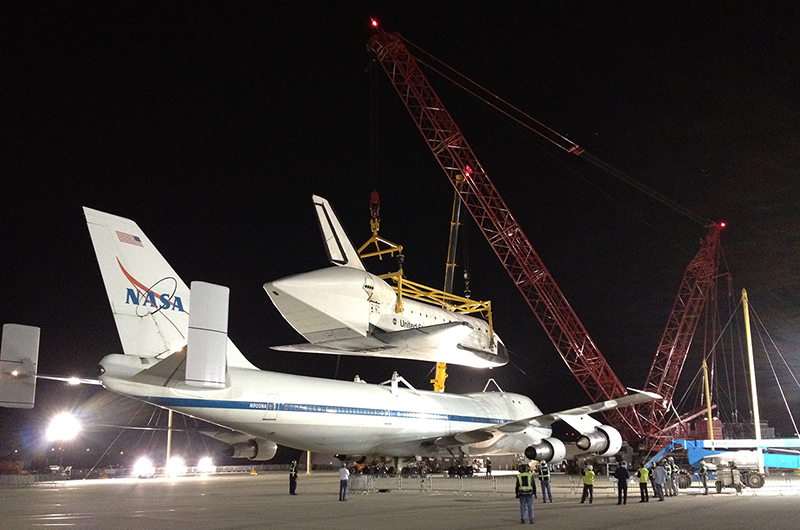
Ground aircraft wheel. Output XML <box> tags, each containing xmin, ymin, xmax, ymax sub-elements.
<box><xmin>678</xmin><ymin>474</ymin><xmax>691</xmax><ymax>489</ymax></box>
<box><xmin>715</xmin><ymin>481</ymin><xmax>722</xmax><ymax>493</ymax></box>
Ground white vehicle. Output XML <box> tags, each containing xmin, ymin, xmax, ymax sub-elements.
<box><xmin>1</xmin><ymin>202</ymin><xmax>659</xmax><ymax>466</ymax></box>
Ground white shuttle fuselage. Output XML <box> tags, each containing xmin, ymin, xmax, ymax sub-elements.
<box><xmin>264</xmin><ymin>196</ymin><xmax>507</xmax><ymax>369</ymax></box>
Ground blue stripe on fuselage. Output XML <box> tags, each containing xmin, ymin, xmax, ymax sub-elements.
<box><xmin>139</xmin><ymin>396</ymin><xmax>508</xmax><ymax>425</ymax></box>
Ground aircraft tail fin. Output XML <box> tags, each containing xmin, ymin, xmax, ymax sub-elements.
<box><xmin>312</xmin><ymin>195</ymin><xmax>365</xmax><ymax>270</ymax></box>
<box><xmin>84</xmin><ymin>207</ymin><xmax>255</xmax><ymax>369</ymax></box>
<box><xmin>0</xmin><ymin>324</ymin><xmax>40</xmax><ymax>409</ymax></box>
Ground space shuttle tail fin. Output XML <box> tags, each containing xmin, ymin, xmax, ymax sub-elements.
<box><xmin>0</xmin><ymin>324</ymin><xmax>40</xmax><ymax>409</ymax></box>
<box><xmin>312</xmin><ymin>195</ymin><xmax>365</xmax><ymax>270</ymax></box>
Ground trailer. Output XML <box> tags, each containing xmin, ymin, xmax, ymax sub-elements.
<box><xmin>645</xmin><ymin>438</ymin><xmax>800</xmax><ymax>490</ymax></box>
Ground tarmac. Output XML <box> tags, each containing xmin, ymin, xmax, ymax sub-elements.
<box><xmin>2</xmin><ymin>471</ymin><xmax>799</xmax><ymax>530</ymax></box>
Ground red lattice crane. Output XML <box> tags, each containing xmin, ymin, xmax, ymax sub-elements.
<box><xmin>640</xmin><ymin>223</ymin><xmax>723</xmax><ymax>445</ymax></box>
<box><xmin>367</xmin><ymin>24</ymin><xmax>646</xmax><ymax>442</ymax></box>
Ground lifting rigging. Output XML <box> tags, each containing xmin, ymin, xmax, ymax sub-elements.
<box><xmin>356</xmin><ymin>189</ymin><xmax>494</xmax><ymax>393</ymax></box>
<box><xmin>366</xmin><ymin>20</ymin><xmax>724</xmax><ymax>447</ymax></box>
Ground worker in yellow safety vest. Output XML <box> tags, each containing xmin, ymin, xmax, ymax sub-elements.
<box><xmin>636</xmin><ymin>463</ymin><xmax>649</xmax><ymax>502</ymax></box>
<box><xmin>515</xmin><ymin>464</ymin><xmax>536</xmax><ymax>524</ymax></box>
<box><xmin>537</xmin><ymin>463</ymin><xmax>552</xmax><ymax>503</ymax></box>
<box><xmin>580</xmin><ymin>464</ymin><xmax>595</xmax><ymax>504</ymax></box>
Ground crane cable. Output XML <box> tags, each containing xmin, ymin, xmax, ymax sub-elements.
<box><xmin>398</xmin><ymin>34</ymin><xmax>712</xmax><ymax>227</ymax></box>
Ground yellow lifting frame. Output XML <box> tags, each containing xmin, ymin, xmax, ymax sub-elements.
<box><xmin>379</xmin><ymin>271</ymin><xmax>494</xmax><ymax>342</ymax></box>
<box><xmin>357</xmin><ymin>201</ymin><xmax>493</xmax><ymax>393</ymax></box>
<box><xmin>357</xmin><ymin>216</ymin><xmax>404</xmax><ymax>261</ymax></box>
<box><xmin>357</xmin><ymin>233</ymin><xmax>403</xmax><ymax>261</ymax></box>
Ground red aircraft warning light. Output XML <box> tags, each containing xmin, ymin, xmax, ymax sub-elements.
<box><xmin>370</xmin><ymin>18</ymin><xmax>379</xmax><ymax>28</ymax></box>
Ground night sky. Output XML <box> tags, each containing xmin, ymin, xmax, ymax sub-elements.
<box><xmin>2</xmin><ymin>3</ymin><xmax>799</xmax><ymax>465</ymax></box>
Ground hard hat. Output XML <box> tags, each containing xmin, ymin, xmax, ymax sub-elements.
<box><xmin>587</xmin><ymin>465</ymin><xmax>593</xmax><ymax>471</ymax></box>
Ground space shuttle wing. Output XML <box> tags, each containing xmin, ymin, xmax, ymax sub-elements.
<box><xmin>271</xmin><ymin>322</ymin><xmax>506</xmax><ymax>368</ymax></box>
<box><xmin>434</xmin><ymin>389</ymin><xmax>661</xmax><ymax>448</ymax></box>
<box><xmin>274</xmin><ymin>322</ymin><xmax>474</xmax><ymax>352</ymax></box>
<box><xmin>374</xmin><ymin>322</ymin><xmax>474</xmax><ymax>349</ymax></box>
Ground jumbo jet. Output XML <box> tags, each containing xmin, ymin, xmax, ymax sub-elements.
<box><xmin>265</xmin><ymin>195</ymin><xmax>507</xmax><ymax>369</ymax></box>
<box><xmin>0</xmin><ymin>202</ymin><xmax>659</xmax><ymax>466</ymax></box>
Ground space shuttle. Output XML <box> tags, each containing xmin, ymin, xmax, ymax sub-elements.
<box><xmin>265</xmin><ymin>195</ymin><xmax>507</xmax><ymax>368</ymax></box>
<box><xmin>0</xmin><ymin>204</ymin><xmax>660</xmax><ymax>466</ymax></box>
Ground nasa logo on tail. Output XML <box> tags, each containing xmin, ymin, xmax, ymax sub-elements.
<box><xmin>117</xmin><ymin>259</ymin><xmax>186</xmax><ymax>315</ymax></box>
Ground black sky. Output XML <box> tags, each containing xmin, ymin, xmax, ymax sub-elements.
<box><xmin>2</xmin><ymin>2</ymin><xmax>799</xmax><ymax>460</ymax></box>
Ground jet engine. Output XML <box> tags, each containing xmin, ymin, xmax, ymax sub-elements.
<box><xmin>227</xmin><ymin>439</ymin><xmax>278</xmax><ymax>461</ymax></box>
<box><xmin>575</xmin><ymin>425</ymin><xmax>622</xmax><ymax>457</ymax></box>
<box><xmin>524</xmin><ymin>437</ymin><xmax>567</xmax><ymax>463</ymax></box>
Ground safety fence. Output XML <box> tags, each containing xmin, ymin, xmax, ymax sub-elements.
<box><xmin>350</xmin><ymin>472</ymin><xmax>800</xmax><ymax>496</ymax></box>
<box><xmin>350</xmin><ymin>473</ymin><xmax>624</xmax><ymax>497</ymax></box>
<box><xmin>0</xmin><ymin>474</ymin><xmax>47</xmax><ymax>486</ymax></box>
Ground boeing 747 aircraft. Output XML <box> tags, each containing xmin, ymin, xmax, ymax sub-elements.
<box><xmin>0</xmin><ymin>204</ymin><xmax>659</xmax><ymax>466</ymax></box>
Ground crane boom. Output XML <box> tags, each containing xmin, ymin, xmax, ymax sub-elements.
<box><xmin>640</xmin><ymin>223</ymin><xmax>722</xmax><ymax>444</ymax></box>
<box><xmin>367</xmin><ymin>26</ymin><xmax>645</xmax><ymax>441</ymax></box>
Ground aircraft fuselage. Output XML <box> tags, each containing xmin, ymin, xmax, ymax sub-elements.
<box><xmin>100</xmin><ymin>357</ymin><xmax>545</xmax><ymax>457</ymax></box>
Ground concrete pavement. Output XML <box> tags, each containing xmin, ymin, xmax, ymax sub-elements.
<box><xmin>2</xmin><ymin>471</ymin><xmax>798</xmax><ymax>529</ymax></box>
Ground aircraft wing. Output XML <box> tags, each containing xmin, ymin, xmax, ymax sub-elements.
<box><xmin>433</xmin><ymin>389</ymin><xmax>661</xmax><ymax>448</ymax></box>
<box><xmin>271</xmin><ymin>322</ymin><xmax>507</xmax><ymax>368</ymax></box>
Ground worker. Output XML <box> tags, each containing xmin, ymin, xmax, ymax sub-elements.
<box><xmin>515</xmin><ymin>464</ymin><xmax>536</xmax><ymax>524</ymax></box>
<box><xmin>613</xmin><ymin>461</ymin><xmax>630</xmax><ymax>505</ymax></box>
<box><xmin>338</xmin><ymin>462</ymin><xmax>350</xmax><ymax>501</ymax></box>
<box><xmin>652</xmin><ymin>462</ymin><xmax>667</xmax><ymax>501</ymax></box>
<box><xmin>580</xmin><ymin>464</ymin><xmax>595</xmax><ymax>504</ymax></box>
<box><xmin>670</xmin><ymin>456</ymin><xmax>680</xmax><ymax>496</ymax></box>
<box><xmin>288</xmin><ymin>459</ymin><xmax>298</xmax><ymax>495</ymax></box>
<box><xmin>537</xmin><ymin>462</ymin><xmax>552</xmax><ymax>503</ymax></box>
<box><xmin>636</xmin><ymin>462</ymin><xmax>649</xmax><ymax>502</ymax></box>
<box><xmin>700</xmin><ymin>461</ymin><xmax>709</xmax><ymax>495</ymax></box>
<box><xmin>486</xmin><ymin>457</ymin><xmax>492</xmax><ymax>477</ymax></box>
<box><xmin>649</xmin><ymin>462</ymin><xmax>657</xmax><ymax>498</ymax></box>
<box><xmin>666</xmin><ymin>456</ymin><xmax>678</xmax><ymax>496</ymax></box>
<box><xmin>663</xmin><ymin>458</ymin><xmax>672</xmax><ymax>496</ymax></box>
